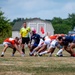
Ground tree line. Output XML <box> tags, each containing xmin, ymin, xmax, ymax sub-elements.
<box><xmin>0</xmin><ymin>10</ymin><xmax>12</xmax><ymax>43</ymax></box>
<box><xmin>0</xmin><ymin>9</ymin><xmax>75</xmax><ymax>43</ymax></box>
<box><xmin>11</xmin><ymin>14</ymin><xmax>75</xmax><ymax>34</ymax></box>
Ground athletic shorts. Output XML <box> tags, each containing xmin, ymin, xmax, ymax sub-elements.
<box><xmin>50</xmin><ymin>40</ymin><xmax>58</xmax><ymax>48</ymax></box>
<box><xmin>22</xmin><ymin>37</ymin><xmax>30</xmax><ymax>44</ymax></box>
<box><xmin>38</xmin><ymin>39</ymin><xmax>45</xmax><ymax>47</ymax></box>
<box><xmin>3</xmin><ymin>42</ymin><xmax>12</xmax><ymax>47</ymax></box>
<box><xmin>44</xmin><ymin>39</ymin><xmax>51</xmax><ymax>46</ymax></box>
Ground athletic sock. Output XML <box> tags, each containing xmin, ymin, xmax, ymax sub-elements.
<box><xmin>39</xmin><ymin>51</ymin><xmax>47</xmax><ymax>55</ymax></box>
<box><xmin>1</xmin><ymin>52</ymin><xmax>4</xmax><ymax>55</ymax></box>
<box><xmin>12</xmin><ymin>48</ymin><xmax>16</xmax><ymax>55</ymax></box>
<box><xmin>1</xmin><ymin>52</ymin><xmax>4</xmax><ymax>57</ymax></box>
<box><xmin>49</xmin><ymin>53</ymin><xmax>52</xmax><ymax>57</ymax></box>
<box><xmin>57</xmin><ymin>49</ymin><xmax>63</xmax><ymax>55</ymax></box>
<box><xmin>22</xmin><ymin>49</ymin><xmax>25</xmax><ymax>54</ymax></box>
<box><xmin>31</xmin><ymin>49</ymin><xmax>36</xmax><ymax>54</ymax></box>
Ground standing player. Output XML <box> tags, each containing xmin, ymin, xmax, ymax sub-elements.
<box><xmin>20</xmin><ymin>22</ymin><xmax>31</xmax><ymax>54</ymax></box>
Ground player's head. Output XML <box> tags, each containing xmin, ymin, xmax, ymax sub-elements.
<box><xmin>15</xmin><ymin>37</ymin><xmax>19</xmax><ymax>43</ymax></box>
<box><xmin>57</xmin><ymin>36</ymin><xmax>63</xmax><ymax>41</ymax></box>
<box><xmin>23</xmin><ymin>22</ymin><xmax>27</xmax><ymax>28</ymax></box>
<box><xmin>15</xmin><ymin>37</ymin><xmax>19</xmax><ymax>40</ymax></box>
<box><xmin>31</xmin><ymin>28</ymin><xmax>36</xmax><ymax>34</ymax></box>
<box><xmin>57</xmin><ymin>36</ymin><xmax>63</xmax><ymax>44</ymax></box>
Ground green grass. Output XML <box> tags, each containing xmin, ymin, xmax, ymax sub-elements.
<box><xmin>0</xmin><ymin>46</ymin><xmax>75</xmax><ymax>75</ymax></box>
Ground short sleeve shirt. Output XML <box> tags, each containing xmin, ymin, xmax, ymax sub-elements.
<box><xmin>4</xmin><ymin>38</ymin><xmax>15</xmax><ymax>45</ymax></box>
<box><xmin>20</xmin><ymin>27</ymin><xmax>29</xmax><ymax>37</ymax></box>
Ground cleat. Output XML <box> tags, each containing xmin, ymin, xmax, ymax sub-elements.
<box><xmin>21</xmin><ymin>54</ymin><xmax>25</xmax><ymax>57</ymax></box>
<box><xmin>1</xmin><ymin>55</ymin><xmax>4</xmax><ymax>57</ymax></box>
<box><xmin>55</xmin><ymin>54</ymin><xmax>63</xmax><ymax>57</ymax></box>
<box><xmin>11</xmin><ymin>54</ymin><xmax>14</xmax><ymax>57</ymax></box>
<box><xmin>59</xmin><ymin>55</ymin><xmax>63</xmax><ymax>57</ymax></box>
<box><xmin>34</xmin><ymin>52</ymin><xmax>38</xmax><ymax>56</ymax></box>
<box><xmin>29</xmin><ymin>53</ymin><xmax>34</xmax><ymax>56</ymax></box>
<box><xmin>55</xmin><ymin>55</ymin><xmax>59</xmax><ymax>57</ymax></box>
<box><xmin>38</xmin><ymin>53</ymin><xmax>42</xmax><ymax>57</ymax></box>
<box><xmin>71</xmin><ymin>54</ymin><xmax>75</xmax><ymax>57</ymax></box>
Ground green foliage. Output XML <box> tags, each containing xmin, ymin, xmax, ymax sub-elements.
<box><xmin>0</xmin><ymin>9</ymin><xmax>12</xmax><ymax>43</ymax></box>
<box><xmin>53</xmin><ymin>24</ymin><xmax>72</xmax><ymax>34</ymax></box>
<box><xmin>68</xmin><ymin>13</ymin><xmax>75</xmax><ymax>29</ymax></box>
<box><xmin>51</xmin><ymin>15</ymin><xmax>74</xmax><ymax>34</ymax></box>
<box><xmin>52</xmin><ymin>17</ymin><xmax>63</xmax><ymax>24</ymax></box>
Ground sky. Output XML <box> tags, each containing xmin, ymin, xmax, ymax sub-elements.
<box><xmin>0</xmin><ymin>0</ymin><xmax>75</xmax><ymax>21</ymax></box>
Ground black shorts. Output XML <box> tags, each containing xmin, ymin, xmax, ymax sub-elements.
<box><xmin>22</xmin><ymin>37</ymin><xmax>30</xmax><ymax>44</ymax></box>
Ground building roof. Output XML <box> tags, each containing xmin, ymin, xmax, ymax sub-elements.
<box><xmin>12</xmin><ymin>18</ymin><xmax>52</xmax><ymax>31</ymax></box>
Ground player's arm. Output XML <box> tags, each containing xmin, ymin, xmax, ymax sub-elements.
<box><xmin>20</xmin><ymin>29</ymin><xmax>23</xmax><ymax>38</ymax></box>
<box><xmin>13</xmin><ymin>44</ymin><xmax>22</xmax><ymax>54</ymax></box>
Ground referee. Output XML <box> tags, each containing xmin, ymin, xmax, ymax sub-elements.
<box><xmin>20</xmin><ymin>22</ymin><xmax>31</xmax><ymax>54</ymax></box>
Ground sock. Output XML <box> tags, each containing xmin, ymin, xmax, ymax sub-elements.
<box><xmin>39</xmin><ymin>51</ymin><xmax>48</xmax><ymax>55</ymax></box>
<box><xmin>22</xmin><ymin>49</ymin><xmax>25</xmax><ymax>54</ymax></box>
<box><xmin>49</xmin><ymin>53</ymin><xmax>52</xmax><ymax>57</ymax></box>
<box><xmin>30</xmin><ymin>50</ymin><xmax>36</xmax><ymax>54</ymax></box>
<box><xmin>57</xmin><ymin>49</ymin><xmax>63</xmax><ymax>55</ymax></box>
<box><xmin>2</xmin><ymin>52</ymin><xmax>4</xmax><ymax>55</ymax></box>
<box><xmin>12</xmin><ymin>48</ymin><xmax>16</xmax><ymax>55</ymax></box>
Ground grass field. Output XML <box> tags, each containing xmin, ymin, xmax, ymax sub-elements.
<box><xmin>0</xmin><ymin>46</ymin><xmax>75</xmax><ymax>75</ymax></box>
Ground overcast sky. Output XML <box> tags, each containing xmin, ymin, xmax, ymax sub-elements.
<box><xmin>0</xmin><ymin>0</ymin><xmax>75</xmax><ymax>21</ymax></box>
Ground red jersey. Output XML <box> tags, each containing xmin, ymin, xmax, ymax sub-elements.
<box><xmin>49</xmin><ymin>35</ymin><xmax>57</xmax><ymax>40</ymax></box>
<box><xmin>4</xmin><ymin>38</ymin><xmax>16</xmax><ymax>45</ymax></box>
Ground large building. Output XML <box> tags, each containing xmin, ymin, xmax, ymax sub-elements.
<box><xmin>12</xmin><ymin>18</ymin><xmax>54</xmax><ymax>38</ymax></box>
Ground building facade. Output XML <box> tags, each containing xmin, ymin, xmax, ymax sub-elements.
<box><xmin>12</xmin><ymin>18</ymin><xmax>54</xmax><ymax>38</ymax></box>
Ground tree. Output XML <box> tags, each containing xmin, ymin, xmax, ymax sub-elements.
<box><xmin>51</xmin><ymin>17</ymin><xmax>63</xmax><ymax>25</ymax></box>
<box><xmin>51</xmin><ymin>17</ymin><xmax>72</xmax><ymax>34</ymax></box>
<box><xmin>0</xmin><ymin>9</ymin><xmax>12</xmax><ymax>43</ymax></box>
<box><xmin>53</xmin><ymin>24</ymin><xmax>71</xmax><ymax>34</ymax></box>
<box><xmin>68</xmin><ymin>13</ymin><xmax>75</xmax><ymax>29</ymax></box>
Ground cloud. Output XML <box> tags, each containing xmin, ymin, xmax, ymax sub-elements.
<box><xmin>63</xmin><ymin>2</ymin><xmax>75</xmax><ymax>13</ymax></box>
<box><xmin>0</xmin><ymin>0</ymin><xmax>75</xmax><ymax>21</ymax></box>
